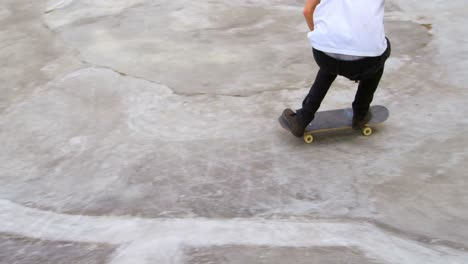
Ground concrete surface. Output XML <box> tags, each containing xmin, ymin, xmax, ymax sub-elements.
<box><xmin>184</xmin><ymin>246</ymin><xmax>383</xmax><ymax>264</ymax></box>
<box><xmin>0</xmin><ymin>0</ymin><xmax>467</xmax><ymax>263</ymax></box>
<box><xmin>0</xmin><ymin>233</ymin><xmax>115</xmax><ymax>264</ymax></box>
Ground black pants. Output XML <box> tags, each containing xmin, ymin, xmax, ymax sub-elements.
<box><xmin>298</xmin><ymin>38</ymin><xmax>391</xmax><ymax>122</ymax></box>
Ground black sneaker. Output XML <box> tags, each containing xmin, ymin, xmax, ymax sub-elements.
<box><xmin>279</xmin><ymin>109</ymin><xmax>309</xmax><ymax>137</ymax></box>
<box><xmin>352</xmin><ymin>111</ymin><xmax>372</xmax><ymax>130</ymax></box>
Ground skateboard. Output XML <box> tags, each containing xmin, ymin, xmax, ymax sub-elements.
<box><xmin>280</xmin><ymin>105</ymin><xmax>389</xmax><ymax>144</ymax></box>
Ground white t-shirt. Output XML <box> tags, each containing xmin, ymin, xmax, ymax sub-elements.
<box><xmin>307</xmin><ymin>0</ymin><xmax>387</xmax><ymax>57</ymax></box>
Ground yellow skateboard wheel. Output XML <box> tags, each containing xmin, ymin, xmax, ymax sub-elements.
<box><xmin>362</xmin><ymin>127</ymin><xmax>373</xmax><ymax>136</ymax></box>
<box><xmin>304</xmin><ymin>134</ymin><xmax>314</xmax><ymax>144</ymax></box>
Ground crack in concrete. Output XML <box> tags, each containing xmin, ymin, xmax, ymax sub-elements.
<box><xmin>38</xmin><ymin>18</ymin><xmax>303</xmax><ymax>99</ymax></box>
<box><xmin>79</xmin><ymin>59</ymin><xmax>305</xmax><ymax>98</ymax></box>
<box><xmin>43</xmin><ymin>1</ymin><xmax>149</xmax><ymax>28</ymax></box>
<box><xmin>24</xmin><ymin>3</ymin><xmax>468</xmax><ymax>259</ymax></box>
<box><xmin>43</xmin><ymin>0</ymin><xmax>73</xmax><ymax>14</ymax></box>
<box><xmin>371</xmin><ymin>219</ymin><xmax>468</xmax><ymax>252</ymax></box>
<box><xmin>39</xmin><ymin>1</ymin><xmax>308</xmax><ymax>99</ymax></box>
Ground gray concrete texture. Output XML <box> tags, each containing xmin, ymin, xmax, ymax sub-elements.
<box><xmin>0</xmin><ymin>0</ymin><xmax>467</xmax><ymax>263</ymax></box>
<box><xmin>0</xmin><ymin>233</ymin><xmax>115</xmax><ymax>264</ymax></box>
<box><xmin>184</xmin><ymin>246</ymin><xmax>383</xmax><ymax>264</ymax></box>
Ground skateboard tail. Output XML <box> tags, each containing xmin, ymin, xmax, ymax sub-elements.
<box><xmin>278</xmin><ymin>116</ymin><xmax>290</xmax><ymax>131</ymax></box>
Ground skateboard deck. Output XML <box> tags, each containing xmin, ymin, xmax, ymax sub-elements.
<box><xmin>281</xmin><ymin>105</ymin><xmax>389</xmax><ymax>143</ymax></box>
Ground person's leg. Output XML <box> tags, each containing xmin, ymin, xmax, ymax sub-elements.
<box><xmin>299</xmin><ymin>68</ymin><xmax>337</xmax><ymax>121</ymax></box>
<box><xmin>351</xmin><ymin>65</ymin><xmax>384</xmax><ymax>128</ymax></box>
<box><xmin>280</xmin><ymin>68</ymin><xmax>337</xmax><ymax>137</ymax></box>
<box><xmin>351</xmin><ymin>37</ymin><xmax>391</xmax><ymax>118</ymax></box>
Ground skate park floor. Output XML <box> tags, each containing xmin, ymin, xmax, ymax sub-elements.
<box><xmin>1</xmin><ymin>0</ymin><xmax>467</xmax><ymax>263</ymax></box>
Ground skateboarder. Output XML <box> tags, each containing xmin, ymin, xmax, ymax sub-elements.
<box><xmin>280</xmin><ymin>0</ymin><xmax>391</xmax><ymax>137</ymax></box>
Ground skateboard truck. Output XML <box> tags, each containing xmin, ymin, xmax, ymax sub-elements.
<box><xmin>303</xmin><ymin>125</ymin><xmax>373</xmax><ymax>144</ymax></box>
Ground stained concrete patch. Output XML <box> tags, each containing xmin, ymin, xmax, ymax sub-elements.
<box><xmin>387</xmin><ymin>0</ymin><xmax>468</xmax><ymax>87</ymax></box>
<box><xmin>2</xmin><ymin>202</ymin><xmax>465</xmax><ymax>264</ymax></box>
<box><xmin>0</xmin><ymin>0</ymin><xmax>83</xmax><ymax>113</ymax></box>
<box><xmin>44</xmin><ymin>0</ymin><xmax>147</xmax><ymax>28</ymax></box>
<box><xmin>385</xmin><ymin>21</ymin><xmax>431</xmax><ymax>55</ymax></box>
<box><xmin>0</xmin><ymin>233</ymin><xmax>115</xmax><ymax>264</ymax></box>
<box><xmin>44</xmin><ymin>0</ymin><xmax>316</xmax><ymax>95</ymax></box>
<box><xmin>372</xmin><ymin>136</ymin><xmax>468</xmax><ymax>248</ymax></box>
<box><xmin>185</xmin><ymin>246</ymin><xmax>383</xmax><ymax>264</ymax></box>
<box><xmin>41</xmin><ymin>0</ymin><xmax>432</xmax><ymax>97</ymax></box>
<box><xmin>0</xmin><ymin>67</ymin><xmax>361</xmax><ymax>219</ymax></box>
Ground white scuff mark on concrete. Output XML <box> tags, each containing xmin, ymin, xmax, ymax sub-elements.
<box><xmin>110</xmin><ymin>241</ymin><xmax>184</xmax><ymax>264</ymax></box>
<box><xmin>0</xmin><ymin>199</ymin><xmax>467</xmax><ymax>264</ymax></box>
<box><xmin>44</xmin><ymin>0</ymin><xmax>148</xmax><ymax>29</ymax></box>
<box><xmin>45</xmin><ymin>0</ymin><xmax>74</xmax><ymax>13</ymax></box>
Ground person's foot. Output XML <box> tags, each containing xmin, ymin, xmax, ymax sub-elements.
<box><xmin>279</xmin><ymin>109</ymin><xmax>309</xmax><ymax>137</ymax></box>
<box><xmin>352</xmin><ymin>111</ymin><xmax>372</xmax><ymax>130</ymax></box>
